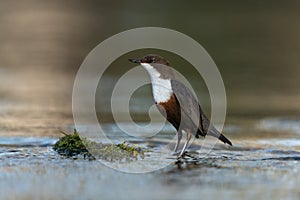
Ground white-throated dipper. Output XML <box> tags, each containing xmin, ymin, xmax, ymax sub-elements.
<box><xmin>129</xmin><ymin>54</ymin><xmax>232</xmax><ymax>158</ymax></box>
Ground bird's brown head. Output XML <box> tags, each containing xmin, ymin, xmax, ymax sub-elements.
<box><xmin>129</xmin><ymin>54</ymin><xmax>170</xmax><ymax>66</ymax></box>
<box><xmin>129</xmin><ymin>54</ymin><xmax>175</xmax><ymax>79</ymax></box>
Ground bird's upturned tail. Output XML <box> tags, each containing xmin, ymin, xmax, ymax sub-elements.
<box><xmin>218</xmin><ymin>133</ymin><xmax>232</xmax><ymax>146</ymax></box>
<box><xmin>204</xmin><ymin>126</ymin><xmax>233</xmax><ymax>146</ymax></box>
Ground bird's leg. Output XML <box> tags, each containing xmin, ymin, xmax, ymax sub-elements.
<box><xmin>178</xmin><ymin>130</ymin><xmax>192</xmax><ymax>158</ymax></box>
<box><xmin>173</xmin><ymin>130</ymin><xmax>182</xmax><ymax>153</ymax></box>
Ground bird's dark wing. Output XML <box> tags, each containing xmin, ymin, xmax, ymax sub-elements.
<box><xmin>171</xmin><ymin>80</ymin><xmax>232</xmax><ymax>146</ymax></box>
<box><xmin>171</xmin><ymin>80</ymin><xmax>205</xmax><ymax>136</ymax></box>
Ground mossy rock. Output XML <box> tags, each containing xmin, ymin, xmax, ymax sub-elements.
<box><xmin>53</xmin><ymin>129</ymin><xmax>145</xmax><ymax>161</ymax></box>
<box><xmin>53</xmin><ymin>129</ymin><xmax>93</xmax><ymax>159</ymax></box>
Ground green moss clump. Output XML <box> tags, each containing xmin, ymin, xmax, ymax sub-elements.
<box><xmin>53</xmin><ymin>129</ymin><xmax>93</xmax><ymax>159</ymax></box>
<box><xmin>53</xmin><ymin>129</ymin><xmax>145</xmax><ymax>161</ymax></box>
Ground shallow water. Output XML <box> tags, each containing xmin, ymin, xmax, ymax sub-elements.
<box><xmin>1</xmin><ymin>119</ymin><xmax>300</xmax><ymax>199</ymax></box>
<box><xmin>1</xmin><ymin>1</ymin><xmax>300</xmax><ymax>199</ymax></box>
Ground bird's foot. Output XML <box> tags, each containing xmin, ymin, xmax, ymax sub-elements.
<box><xmin>171</xmin><ymin>149</ymin><xmax>186</xmax><ymax>158</ymax></box>
<box><xmin>175</xmin><ymin>151</ymin><xmax>199</xmax><ymax>165</ymax></box>
<box><xmin>177</xmin><ymin>151</ymin><xmax>188</xmax><ymax>159</ymax></box>
<box><xmin>177</xmin><ymin>151</ymin><xmax>198</xmax><ymax>160</ymax></box>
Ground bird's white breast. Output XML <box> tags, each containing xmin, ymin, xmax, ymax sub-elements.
<box><xmin>141</xmin><ymin>63</ymin><xmax>173</xmax><ymax>103</ymax></box>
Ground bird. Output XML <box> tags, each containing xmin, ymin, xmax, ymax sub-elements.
<box><xmin>129</xmin><ymin>54</ymin><xmax>232</xmax><ymax>158</ymax></box>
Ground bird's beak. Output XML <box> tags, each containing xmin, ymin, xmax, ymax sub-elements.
<box><xmin>128</xmin><ymin>58</ymin><xmax>141</xmax><ymax>63</ymax></box>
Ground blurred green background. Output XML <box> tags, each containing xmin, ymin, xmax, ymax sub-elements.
<box><xmin>0</xmin><ymin>0</ymin><xmax>300</xmax><ymax>132</ymax></box>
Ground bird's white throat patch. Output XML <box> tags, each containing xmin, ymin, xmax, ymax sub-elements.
<box><xmin>141</xmin><ymin>63</ymin><xmax>173</xmax><ymax>103</ymax></box>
